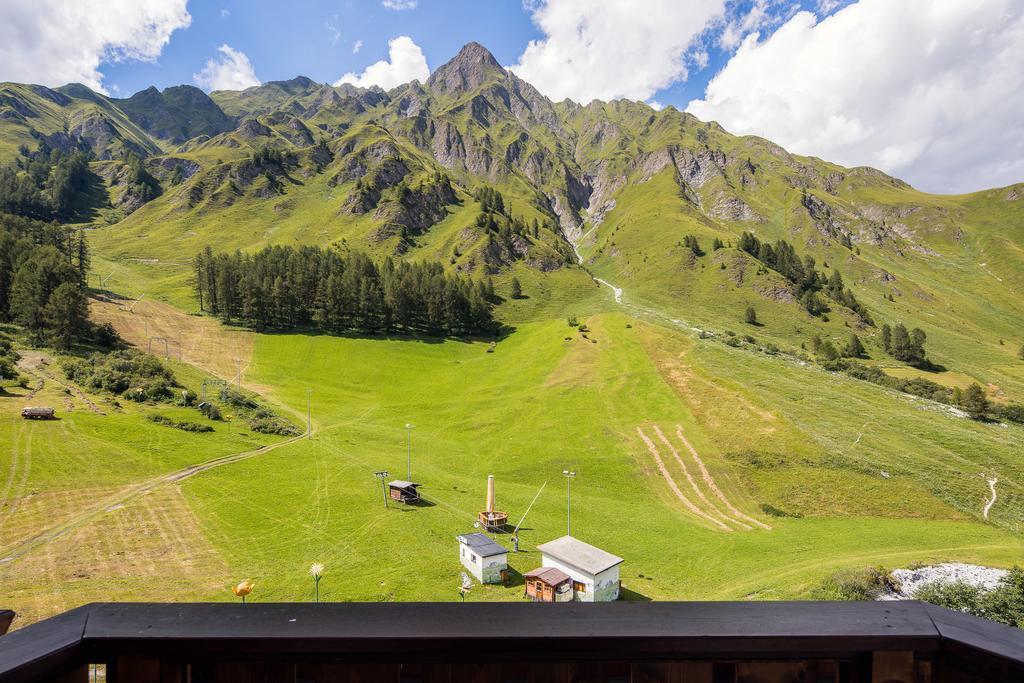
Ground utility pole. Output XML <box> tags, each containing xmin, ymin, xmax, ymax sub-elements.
<box><xmin>306</xmin><ymin>388</ymin><xmax>312</xmax><ymax>438</ymax></box>
<box><xmin>375</xmin><ymin>471</ymin><xmax>389</xmax><ymax>509</ymax></box>
<box><xmin>235</xmin><ymin>357</ymin><xmax>242</xmax><ymax>392</ymax></box>
<box><xmin>562</xmin><ymin>470</ymin><xmax>576</xmax><ymax>536</ymax></box>
<box><xmin>405</xmin><ymin>423</ymin><xmax>415</xmax><ymax>480</ymax></box>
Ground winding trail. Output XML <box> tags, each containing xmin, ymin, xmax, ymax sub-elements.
<box><xmin>984</xmin><ymin>477</ymin><xmax>998</xmax><ymax>519</ymax></box>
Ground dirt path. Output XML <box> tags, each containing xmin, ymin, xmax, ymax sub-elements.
<box><xmin>675</xmin><ymin>425</ymin><xmax>772</xmax><ymax>530</ymax></box>
<box><xmin>636</xmin><ymin>426</ymin><xmax>731</xmax><ymax>531</ymax></box>
<box><xmin>984</xmin><ymin>477</ymin><xmax>998</xmax><ymax>519</ymax></box>
<box><xmin>651</xmin><ymin>425</ymin><xmax>747</xmax><ymax>529</ymax></box>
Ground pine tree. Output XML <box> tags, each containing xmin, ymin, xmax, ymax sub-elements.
<box><xmin>43</xmin><ymin>281</ymin><xmax>88</xmax><ymax>350</ymax></box>
<box><xmin>744</xmin><ymin>306</ymin><xmax>757</xmax><ymax>325</ymax></box>
<box><xmin>960</xmin><ymin>383</ymin><xmax>989</xmax><ymax>421</ymax></box>
<box><xmin>510</xmin><ymin>277</ymin><xmax>522</xmax><ymax>300</ymax></box>
<box><xmin>844</xmin><ymin>332</ymin><xmax>865</xmax><ymax>358</ymax></box>
<box><xmin>881</xmin><ymin>324</ymin><xmax>892</xmax><ymax>353</ymax></box>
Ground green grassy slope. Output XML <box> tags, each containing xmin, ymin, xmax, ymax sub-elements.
<box><xmin>180</xmin><ymin>314</ymin><xmax>1024</xmax><ymax>604</ymax></box>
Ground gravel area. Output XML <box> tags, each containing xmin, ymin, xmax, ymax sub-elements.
<box><xmin>879</xmin><ymin>562</ymin><xmax>1008</xmax><ymax>600</ymax></box>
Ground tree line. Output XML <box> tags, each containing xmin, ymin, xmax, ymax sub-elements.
<box><xmin>0</xmin><ymin>213</ymin><xmax>97</xmax><ymax>349</ymax></box>
<box><xmin>193</xmin><ymin>245</ymin><xmax>499</xmax><ymax>337</ymax></box>
<box><xmin>0</xmin><ymin>142</ymin><xmax>96</xmax><ymax>222</ymax></box>
<box><xmin>737</xmin><ymin>231</ymin><xmax>873</xmax><ymax>325</ymax></box>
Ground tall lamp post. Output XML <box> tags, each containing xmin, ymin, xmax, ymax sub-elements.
<box><xmin>405</xmin><ymin>424</ymin><xmax>415</xmax><ymax>480</ymax></box>
<box><xmin>562</xmin><ymin>469</ymin><xmax>576</xmax><ymax>536</ymax></box>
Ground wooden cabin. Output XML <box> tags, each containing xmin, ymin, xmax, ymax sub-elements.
<box><xmin>524</xmin><ymin>567</ymin><xmax>572</xmax><ymax>603</ymax></box>
<box><xmin>387</xmin><ymin>480</ymin><xmax>421</xmax><ymax>504</ymax></box>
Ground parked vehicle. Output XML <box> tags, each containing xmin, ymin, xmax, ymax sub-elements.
<box><xmin>21</xmin><ymin>406</ymin><xmax>55</xmax><ymax>420</ymax></box>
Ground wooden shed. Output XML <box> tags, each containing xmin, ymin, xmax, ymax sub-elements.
<box><xmin>388</xmin><ymin>480</ymin><xmax>421</xmax><ymax>504</ymax></box>
<box><xmin>524</xmin><ymin>567</ymin><xmax>572</xmax><ymax>603</ymax></box>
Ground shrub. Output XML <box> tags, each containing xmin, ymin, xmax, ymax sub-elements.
<box><xmin>813</xmin><ymin>566</ymin><xmax>898</xmax><ymax>601</ymax></box>
<box><xmin>147</xmin><ymin>414</ymin><xmax>214</xmax><ymax>433</ymax></box>
<box><xmin>248</xmin><ymin>415</ymin><xmax>300</xmax><ymax>436</ymax></box>
<box><xmin>760</xmin><ymin>503</ymin><xmax>802</xmax><ymax>518</ymax></box>
<box><xmin>198</xmin><ymin>402</ymin><xmax>222</xmax><ymax>421</ymax></box>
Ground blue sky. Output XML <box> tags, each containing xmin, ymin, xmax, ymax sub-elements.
<box><xmin>2</xmin><ymin>0</ymin><xmax>1022</xmax><ymax>192</ymax></box>
<box><xmin>96</xmin><ymin>0</ymin><xmax>841</xmax><ymax>107</ymax></box>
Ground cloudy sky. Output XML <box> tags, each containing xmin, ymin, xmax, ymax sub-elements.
<box><xmin>0</xmin><ymin>0</ymin><xmax>1021</xmax><ymax>194</ymax></box>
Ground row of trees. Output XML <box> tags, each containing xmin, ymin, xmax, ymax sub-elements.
<box><xmin>0</xmin><ymin>213</ymin><xmax>93</xmax><ymax>348</ymax></box>
<box><xmin>737</xmin><ymin>231</ymin><xmax>873</xmax><ymax>324</ymax></box>
<box><xmin>193</xmin><ymin>245</ymin><xmax>498</xmax><ymax>337</ymax></box>
<box><xmin>0</xmin><ymin>143</ymin><xmax>95</xmax><ymax>222</ymax></box>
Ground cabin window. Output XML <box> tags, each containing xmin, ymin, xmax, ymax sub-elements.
<box><xmin>573</xmin><ymin>581</ymin><xmax>586</xmax><ymax>593</ymax></box>
<box><xmin>471</xmin><ymin>554</ymin><xmax>477</xmax><ymax>564</ymax></box>
<box><xmin>461</xmin><ymin>547</ymin><xmax>465</xmax><ymax>557</ymax></box>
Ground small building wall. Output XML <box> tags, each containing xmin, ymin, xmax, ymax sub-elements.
<box><xmin>541</xmin><ymin>554</ymin><xmax>620</xmax><ymax>602</ymax></box>
<box><xmin>592</xmin><ymin>565</ymin><xmax>621</xmax><ymax>602</ymax></box>
<box><xmin>459</xmin><ymin>543</ymin><xmax>507</xmax><ymax>584</ymax></box>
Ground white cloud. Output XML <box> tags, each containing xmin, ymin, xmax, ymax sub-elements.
<box><xmin>382</xmin><ymin>0</ymin><xmax>417</xmax><ymax>10</ymax></box>
<box><xmin>353</xmin><ymin>39</ymin><xmax>363</xmax><ymax>54</ymax></box>
<box><xmin>646</xmin><ymin>100</ymin><xmax>664</xmax><ymax>111</ymax></box>
<box><xmin>334</xmin><ymin>36</ymin><xmax>429</xmax><ymax>90</ymax></box>
<box><xmin>193</xmin><ymin>44</ymin><xmax>261</xmax><ymax>92</ymax></box>
<box><xmin>0</xmin><ymin>0</ymin><xmax>191</xmax><ymax>94</ymax></box>
<box><xmin>510</xmin><ymin>0</ymin><xmax>726</xmax><ymax>103</ymax></box>
<box><xmin>220</xmin><ymin>8</ymin><xmax>230</xmax><ymax>18</ymax></box>
<box><xmin>325</xmin><ymin>18</ymin><xmax>341</xmax><ymax>45</ymax></box>
<box><xmin>687</xmin><ymin>0</ymin><xmax>1024</xmax><ymax>193</ymax></box>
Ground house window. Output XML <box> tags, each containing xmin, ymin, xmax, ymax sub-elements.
<box><xmin>471</xmin><ymin>554</ymin><xmax>477</xmax><ymax>564</ymax></box>
<box><xmin>573</xmin><ymin>581</ymin><xmax>586</xmax><ymax>593</ymax></box>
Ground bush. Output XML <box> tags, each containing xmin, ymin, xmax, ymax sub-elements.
<box><xmin>198</xmin><ymin>402</ymin><xmax>222</xmax><ymax>421</ymax></box>
<box><xmin>147</xmin><ymin>414</ymin><xmax>214</xmax><ymax>433</ymax></box>
<box><xmin>914</xmin><ymin>567</ymin><xmax>1024</xmax><ymax>628</ymax></box>
<box><xmin>61</xmin><ymin>350</ymin><xmax>177</xmax><ymax>402</ymax></box>
<box><xmin>248</xmin><ymin>415</ymin><xmax>300</xmax><ymax>436</ymax></box>
<box><xmin>994</xmin><ymin>403</ymin><xmax>1024</xmax><ymax>424</ymax></box>
<box><xmin>760</xmin><ymin>503</ymin><xmax>802</xmax><ymax>518</ymax></box>
<box><xmin>812</xmin><ymin>566</ymin><xmax>899</xmax><ymax>601</ymax></box>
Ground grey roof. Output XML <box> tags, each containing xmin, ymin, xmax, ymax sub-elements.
<box><xmin>536</xmin><ymin>536</ymin><xmax>623</xmax><ymax>575</ymax></box>
<box><xmin>456</xmin><ymin>532</ymin><xmax>507</xmax><ymax>558</ymax></box>
<box><xmin>388</xmin><ymin>480</ymin><xmax>420</xmax><ymax>489</ymax></box>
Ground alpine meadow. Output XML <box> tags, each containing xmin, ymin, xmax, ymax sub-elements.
<box><xmin>2</xmin><ymin>32</ymin><xmax>1024</xmax><ymax>632</ymax></box>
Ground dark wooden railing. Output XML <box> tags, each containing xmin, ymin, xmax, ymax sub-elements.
<box><xmin>1</xmin><ymin>601</ymin><xmax>1023</xmax><ymax>682</ymax></box>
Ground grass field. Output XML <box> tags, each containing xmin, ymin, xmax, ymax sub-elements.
<box><xmin>4</xmin><ymin>297</ymin><xmax>1024</xmax><ymax>625</ymax></box>
<box><xmin>175</xmin><ymin>313</ymin><xmax>1024</xmax><ymax>604</ymax></box>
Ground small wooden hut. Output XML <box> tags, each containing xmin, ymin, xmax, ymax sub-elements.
<box><xmin>388</xmin><ymin>480</ymin><xmax>421</xmax><ymax>504</ymax></box>
<box><xmin>524</xmin><ymin>567</ymin><xmax>572</xmax><ymax>603</ymax></box>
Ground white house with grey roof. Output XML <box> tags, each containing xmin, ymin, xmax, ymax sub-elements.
<box><xmin>536</xmin><ymin>536</ymin><xmax>623</xmax><ymax>602</ymax></box>
<box><xmin>456</xmin><ymin>532</ymin><xmax>508</xmax><ymax>584</ymax></box>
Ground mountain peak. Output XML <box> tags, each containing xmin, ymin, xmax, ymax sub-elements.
<box><xmin>427</xmin><ymin>42</ymin><xmax>504</xmax><ymax>96</ymax></box>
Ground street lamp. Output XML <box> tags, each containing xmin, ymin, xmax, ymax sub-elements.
<box><xmin>562</xmin><ymin>469</ymin><xmax>576</xmax><ymax>536</ymax></box>
<box><xmin>405</xmin><ymin>424</ymin><xmax>415</xmax><ymax>480</ymax></box>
